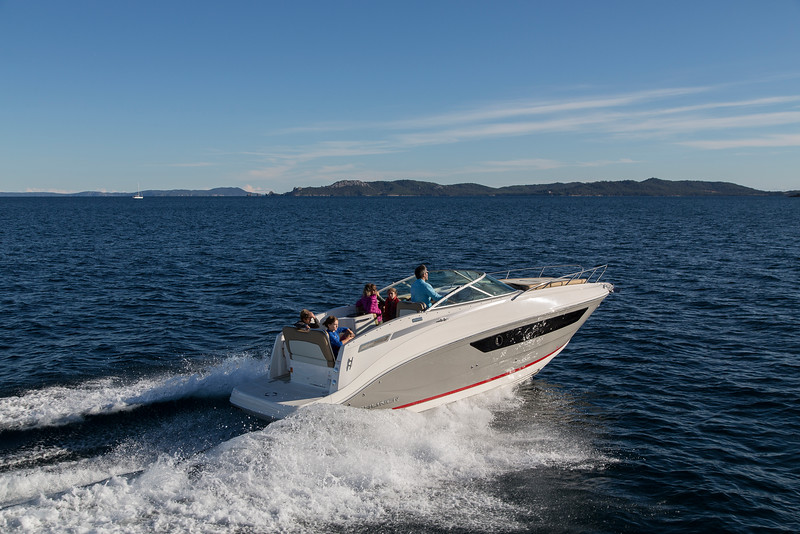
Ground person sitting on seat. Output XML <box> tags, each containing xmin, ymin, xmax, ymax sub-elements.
<box><xmin>294</xmin><ymin>309</ymin><xmax>320</xmax><ymax>330</ymax></box>
<box><xmin>323</xmin><ymin>315</ymin><xmax>354</xmax><ymax>357</ymax></box>
<box><xmin>410</xmin><ymin>264</ymin><xmax>442</xmax><ymax>308</ymax></box>
<box><xmin>356</xmin><ymin>283</ymin><xmax>382</xmax><ymax>323</ymax></box>
<box><xmin>382</xmin><ymin>287</ymin><xmax>400</xmax><ymax>321</ymax></box>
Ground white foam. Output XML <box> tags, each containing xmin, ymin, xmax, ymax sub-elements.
<box><xmin>0</xmin><ymin>353</ymin><xmax>267</xmax><ymax>431</ymax></box>
<box><xmin>0</xmin><ymin>444</ymin><xmax>147</xmax><ymax>508</ymax></box>
<box><xmin>0</xmin><ymin>385</ymin><xmax>612</xmax><ymax>532</ymax></box>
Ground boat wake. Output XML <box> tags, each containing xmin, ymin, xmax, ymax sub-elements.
<box><xmin>0</xmin><ymin>353</ymin><xmax>268</xmax><ymax>432</ymax></box>
<box><xmin>0</xmin><ymin>382</ymin><xmax>616</xmax><ymax>532</ymax></box>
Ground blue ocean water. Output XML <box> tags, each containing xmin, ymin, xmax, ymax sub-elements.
<box><xmin>0</xmin><ymin>195</ymin><xmax>798</xmax><ymax>532</ymax></box>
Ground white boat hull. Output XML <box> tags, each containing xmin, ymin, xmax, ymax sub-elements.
<box><xmin>231</xmin><ymin>272</ymin><xmax>612</xmax><ymax>420</ymax></box>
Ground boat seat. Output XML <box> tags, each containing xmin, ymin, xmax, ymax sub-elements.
<box><xmin>282</xmin><ymin>327</ymin><xmax>336</xmax><ymax>368</ymax></box>
<box><xmin>339</xmin><ymin>314</ymin><xmax>379</xmax><ymax>336</ymax></box>
<box><xmin>396</xmin><ymin>300</ymin><xmax>426</xmax><ymax>317</ymax></box>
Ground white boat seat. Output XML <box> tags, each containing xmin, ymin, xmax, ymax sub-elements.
<box><xmin>339</xmin><ymin>314</ymin><xmax>379</xmax><ymax>336</ymax></box>
<box><xmin>282</xmin><ymin>327</ymin><xmax>336</xmax><ymax>368</ymax></box>
<box><xmin>397</xmin><ymin>300</ymin><xmax>426</xmax><ymax>317</ymax></box>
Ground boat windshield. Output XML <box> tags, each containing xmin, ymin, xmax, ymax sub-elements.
<box><xmin>383</xmin><ymin>270</ymin><xmax>516</xmax><ymax>309</ymax></box>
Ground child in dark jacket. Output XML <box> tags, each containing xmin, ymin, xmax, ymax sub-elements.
<box><xmin>382</xmin><ymin>287</ymin><xmax>399</xmax><ymax>321</ymax></box>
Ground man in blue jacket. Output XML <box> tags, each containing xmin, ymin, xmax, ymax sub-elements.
<box><xmin>410</xmin><ymin>264</ymin><xmax>442</xmax><ymax>308</ymax></box>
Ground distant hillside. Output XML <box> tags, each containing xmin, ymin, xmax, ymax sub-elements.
<box><xmin>74</xmin><ymin>187</ymin><xmax>253</xmax><ymax>197</ymax></box>
<box><xmin>0</xmin><ymin>187</ymin><xmax>254</xmax><ymax>197</ymax></box>
<box><xmin>89</xmin><ymin>187</ymin><xmax>252</xmax><ymax>197</ymax></box>
<box><xmin>286</xmin><ymin>179</ymin><xmax>496</xmax><ymax>197</ymax></box>
<box><xmin>285</xmin><ymin>178</ymin><xmax>782</xmax><ymax>197</ymax></box>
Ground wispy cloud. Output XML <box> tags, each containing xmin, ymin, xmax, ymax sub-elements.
<box><xmin>481</xmin><ymin>158</ymin><xmax>564</xmax><ymax>171</ymax></box>
<box><xmin>384</xmin><ymin>86</ymin><xmax>714</xmax><ymax>130</ymax></box>
<box><xmin>394</xmin><ymin>114</ymin><xmax>615</xmax><ymax>147</ymax></box>
<box><xmin>679</xmin><ymin>133</ymin><xmax>800</xmax><ymax>149</ymax></box>
<box><xmin>286</xmin><ymin>90</ymin><xmax>800</xmax><ymax>153</ymax></box>
<box><xmin>644</xmin><ymin>95</ymin><xmax>800</xmax><ymax>117</ymax></box>
<box><xmin>253</xmin><ymin>140</ymin><xmax>397</xmax><ymax>163</ymax></box>
<box><xmin>247</xmin><ymin>82</ymin><xmax>800</xmax><ymax>183</ymax></box>
<box><xmin>275</xmin><ymin>87</ymin><xmax>716</xmax><ymax>136</ymax></box>
<box><xmin>610</xmin><ymin>111</ymin><xmax>800</xmax><ymax>135</ymax></box>
<box><xmin>247</xmin><ymin>165</ymin><xmax>296</xmax><ymax>179</ymax></box>
<box><xmin>166</xmin><ymin>162</ymin><xmax>215</xmax><ymax>167</ymax></box>
<box><xmin>473</xmin><ymin>157</ymin><xmax>637</xmax><ymax>173</ymax></box>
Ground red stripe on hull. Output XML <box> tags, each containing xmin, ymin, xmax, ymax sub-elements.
<box><xmin>393</xmin><ymin>343</ymin><xmax>566</xmax><ymax>410</ymax></box>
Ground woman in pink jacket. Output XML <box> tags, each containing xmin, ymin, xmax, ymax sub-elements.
<box><xmin>356</xmin><ymin>283</ymin><xmax>382</xmax><ymax>323</ymax></box>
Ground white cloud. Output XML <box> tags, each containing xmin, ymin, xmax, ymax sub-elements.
<box><xmin>645</xmin><ymin>95</ymin><xmax>800</xmax><ymax>117</ymax></box>
<box><xmin>248</xmin><ymin>165</ymin><xmax>296</xmax><ymax>179</ymax></box>
<box><xmin>482</xmin><ymin>158</ymin><xmax>564</xmax><ymax>170</ymax></box>
<box><xmin>474</xmin><ymin>157</ymin><xmax>637</xmax><ymax>173</ymax></box>
<box><xmin>679</xmin><ymin>133</ymin><xmax>800</xmax><ymax>149</ymax></box>
<box><xmin>244</xmin><ymin>82</ymin><xmax>800</xmax><ymax>185</ymax></box>
<box><xmin>318</xmin><ymin>163</ymin><xmax>357</xmax><ymax>173</ymax></box>
<box><xmin>166</xmin><ymin>162</ymin><xmax>214</xmax><ymax>167</ymax></box>
<box><xmin>279</xmin><ymin>88</ymin><xmax>712</xmax><ymax>139</ymax></box>
<box><xmin>256</xmin><ymin>140</ymin><xmax>397</xmax><ymax>163</ymax></box>
<box><xmin>577</xmin><ymin>158</ymin><xmax>638</xmax><ymax>167</ymax></box>
<box><xmin>610</xmin><ymin>111</ymin><xmax>800</xmax><ymax>135</ymax></box>
<box><xmin>394</xmin><ymin>114</ymin><xmax>615</xmax><ymax>147</ymax></box>
<box><xmin>269</xmin><ymin>87</ymin><xmax>718</xmax><ymax>140</ymax></box>
<box><xmin>267</xmin><ymin>91</ymin><xmax>800</xmax><ymax>158</ymax></box>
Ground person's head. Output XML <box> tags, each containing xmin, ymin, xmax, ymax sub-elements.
<box><xmin>363</xmin><ymin>283</ymin><xmax>377</xmax><ymax>296</ymax></box>
<box><xmin>387</xmin><ymin>287</ymin><xmax>397</xmax><ymax>299</ymax></box>
<box><xmin>323</xmin><ymin>315</ymin><xmax>338</xmax><ymax>330</ymax></box>
<box><xmin>415</xmin><ymin>265</ymin><xmax>428</xmax><ymax>279</ymax></box>
<box><xmin>299</xmin><ymin>309</ymin><xmax>314</xmax><ymax>323</ymax></box>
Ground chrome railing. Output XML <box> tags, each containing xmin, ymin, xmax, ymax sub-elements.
<box><xmin>490</xmin><ymin>264</ymin><xmax>608</xmax><ymax>291</ymax></box>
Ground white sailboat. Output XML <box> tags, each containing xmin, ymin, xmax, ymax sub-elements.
<box><xmin>133</xmin><ymin>184</ymin><xmax>143</xmax><ymax>199</ymax></box>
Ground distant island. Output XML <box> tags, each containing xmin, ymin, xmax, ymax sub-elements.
<box><xmin>283</xmin><ymin>178</ymin><xmax>791</xmax><ymax>197</ymax></box>
<box><xmin>1</xmin><ymin>178</ymin><xmax>796</xmax><ymax>197</ymax></box>
<box><xmin>0</xmin><ymin>187</ymin><xmax>250</xmax><ymax>198</ymax></box>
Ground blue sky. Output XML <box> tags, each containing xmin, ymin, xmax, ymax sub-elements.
<box><xmin>2</xmin><ymin>1</ymin><xmax>799</xmax><ymax>194</ymax></box>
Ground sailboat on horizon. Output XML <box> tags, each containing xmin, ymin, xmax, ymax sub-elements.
<box><xmin>133</xmin><ymin>184</ymin><xmax>143</xmax><ymax>199</ymax></box>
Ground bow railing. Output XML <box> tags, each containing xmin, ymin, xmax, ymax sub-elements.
<box><xmin>491</xmin><ymin>264</ymin><xmax>608</xmax><ymax>292</ymax></box>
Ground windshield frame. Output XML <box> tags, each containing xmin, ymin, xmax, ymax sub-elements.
<box><xmin>380</xmin><ymin>269</ymin><xmax>517</xmax><ymax>311</ymax></box>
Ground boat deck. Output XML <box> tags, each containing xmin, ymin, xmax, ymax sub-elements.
<box><xmin>230</xmin><ymin>375</ymin><xmax>328</xmax><ymax>419</ymax></box>
<box><xmin>501</xmin><ymin>277</ymin><xmax>588</xmax><ymax>290</ymax></box>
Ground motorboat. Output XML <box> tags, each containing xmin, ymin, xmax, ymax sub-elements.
<box><xmin>230</xmin><ymin>265</ymin><xmax>613</xmax><ymax>420</ymax></box>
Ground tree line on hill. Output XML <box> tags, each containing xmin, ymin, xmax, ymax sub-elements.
<box><xmin>283</xmin><ymin>177</ymin><xmax>788</xmax><ymax>197</ymax></box>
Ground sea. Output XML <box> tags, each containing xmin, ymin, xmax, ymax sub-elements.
<box><xmin>0</xmin><ymin>195</ymin><xmax>798</xmax><ymax>533</ymax></box>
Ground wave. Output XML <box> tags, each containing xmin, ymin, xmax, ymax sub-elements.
<box><xmin>0</xmin><ymin>353</ymin><xmax>268</xmax><ymax>432</ymax></box>
<box><xmin>0</xmin><ymin>384</ymin><xmax>614</xmax><ymax>532</ymax></box>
